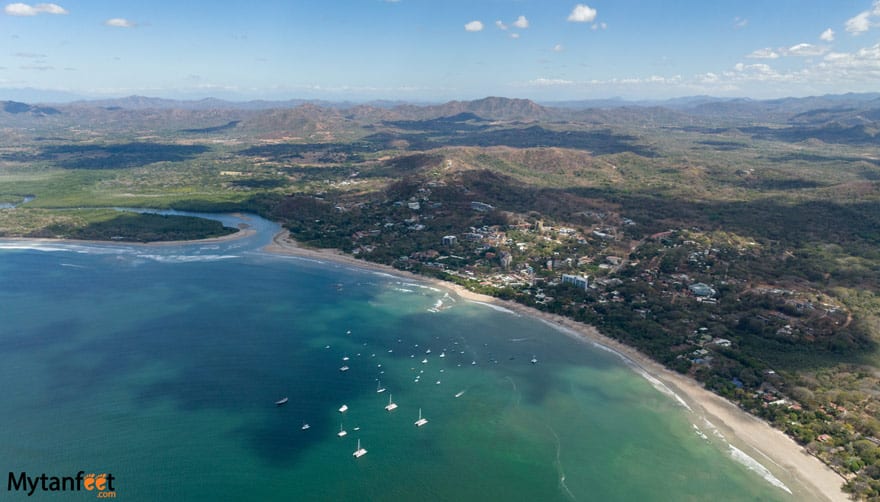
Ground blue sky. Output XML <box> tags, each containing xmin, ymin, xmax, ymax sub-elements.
<box><xmin>2</xmin><ymin>1</ymin><xmax>879</xmax><ymax>101</ymax></box>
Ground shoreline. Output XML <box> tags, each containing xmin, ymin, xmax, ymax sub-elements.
<box><xmin>264</xmin><ymin>230</ymin><xmax>848</xmax><ymax>502</ymax></box>
<box><xmin>0</xmin><ymin>226</ymin><xmax>848</xmax><ymax>500</ymax></box>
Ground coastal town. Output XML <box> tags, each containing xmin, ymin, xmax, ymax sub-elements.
<box><xmin>272</xmin><ymin>170</ymin><xmax>878</xmax><ymax>492</ymax></box>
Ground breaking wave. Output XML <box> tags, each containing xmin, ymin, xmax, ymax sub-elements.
<box><xmin>728</xmin><ymin>444</ymin><xmax>792</xmax><ymax>494</ymax></box>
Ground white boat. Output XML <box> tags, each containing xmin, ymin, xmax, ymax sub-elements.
<box><xmin>275</xmin><ymin>397</ymin><xmax>289</xmax><ymax>406</ymax></box>
<box><xmin>421</xmin><ymin>358</ymin><xmax>428</xmax><ymax>364</ymax></box>
<box><xmin>340</xmin><ymin>366</ymin><xmax>349</xmax><ymax>372</ymax></box>
<box><xmin>339</xmin><ymin>404</ymin><xmax>349</xmax><ymax>413</ymax></box>
<box><xmin>455</xmin><ymin>390</ymin><xmax>465</xmax><ymax>398</ymax></box>
<box><xmin>385</xmin><ymin>394</ymin><xmax>398</xmax><ymax>411</ymax></box>
<box><xmin>376</xmin><ymin>380</ymin><xmax>386</xmax><ymax>393</ymax></box>
<box><xmin>337</xmin><ymin>424</ymin><xmax>347</xmax><ymax>437</ymax></box>
<box><xmin>439</xmin><ymin>352</ymin><xmax>445</xmax><ymax>358</ymax></box>
<box><xmin>353</xmin><ymin>438</ymin><xmax>367</xmax><ymax>458</ymax></box>
<box><xmin>531</xmin><ymin>356</ymin><xmax>538</xmax><ymax>364</ymax></box>
<box><xmin>342</xmin><ymin>356</ymin><xmax>350</xmax><ymax>361</ymax></box>
<box><xmin>414</xmin><ymin>408</ymin><xmax>428</xmax><ymax>427</ymax></box>
<box><xmin>353</xmin><ymin>426</ymin><xmax>360</xmax><ymax>431</ymax></box>
<box><xmin>301</xmin><ymin>422</ymin><xmax>310</xmax><ymax>430</ymax></box>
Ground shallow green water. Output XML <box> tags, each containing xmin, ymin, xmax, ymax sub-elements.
<box><xmin>0</xmin><ymin>215</ymin><xmax>804</xmax><ymax>501</ymax></box>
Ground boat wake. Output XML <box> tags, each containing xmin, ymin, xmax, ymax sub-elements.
<box><xmin>505</xmin><ymin>377</ymin><xmax>522</xmax><ymax>408</ymax></box>
<box><xmin>548</xmin><ymin>426</ymin><xmax>577</xmax><ymax>501</ymax></box>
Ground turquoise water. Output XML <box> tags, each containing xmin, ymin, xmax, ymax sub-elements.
<box><xmin>0</xmin><ymin>214</ymin><xmax>805</xmax><ymax>501</ymax></box>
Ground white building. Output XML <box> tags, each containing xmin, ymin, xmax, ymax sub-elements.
<box><xmin>562</xmin><ymin>274</ymin><xmax>589</xmax><ymax>291</ymax></box>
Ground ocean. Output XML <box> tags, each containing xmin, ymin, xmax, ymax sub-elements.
<box><xmin>0</xmin><ymin>213</ymin><xmax>809</xmax><ymax>500</ymax></box>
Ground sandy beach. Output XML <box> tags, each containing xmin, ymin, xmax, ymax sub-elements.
<box><xmin>264</xmin><ymin>230</ymin><xmax>848</xmax><ymax>502</ymax></box>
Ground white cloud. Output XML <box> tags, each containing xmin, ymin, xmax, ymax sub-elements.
<box><xmin>464</xmin><ymin>20</ymin><xmax>483</xmax><ymax>32</ymax></box>
<box><xmin>820</xmin><ymin>28</ymin><xmax>834</xmax><ymax>42</ymax></box>
<box><xmin>846</xmin><ymin>11</ymin><xmax>872</xmax><ymax>33</ymax></box>
<box><xmin>4</xmin><ymin>2</ymin><xmax>67</xmax><ymax>16</ymax></box>
<box><xmin>553</xmin><ymin>44</ymin><xmax>564</xmax><ymax>52</ymax></box>
<box><xmin>525</xmin><ymin>78</ymin><xmax>575</xmax><ymax>87</ymax></box>
<box><xmin>846</xmin><ymin>11</ymin><xmax>873</xmax><ymax>34</ymax></box>
<box><xmin>495</xmin><ymin>20</ymin><xmax>508</xmax><ymax>30</ymax></box>
<box><xmin>822</xmin><ymin>43</ymin><xmax>880</xmax><ymax>72</ymax></box>
<box><xmin>733</xmin><ymin>17</ymin><xmax>748</xmax><ymax>29</ymax></box>
<box><xmin>844</xmin><ymin>1</ymin><xmax>880</xmax><ymax>34</ymax></box>
<box><xmin>591</xmin><ymin>22</ymin><xmax>607</xmax><ymax>30</ymax></box>
<box><xmin>567</xmin><ymin>4</ymin><xmax>597</xmax><ymax>23</ymax></box>
<box><xmin>513</xmin><ymin>15</ymin><xmax>528</xmax><ymax>29</ymax></box>
<box><xmin>784</xmin><ymin>43</ymin><xmax>828</xmax><ymax>57</ymax></box>
<box><xmin>747</xmin><ymin>48</ymin><xmax>779</xmax><ymax>59</ymax></box>
<box><xmin>105</xmin><ymin>18</ymin><xmax>135</xmax><ymax>28</ymax></box>
<box><xmin>698</xmin><ymin>72</ymin><xmax>720</xmax><ymax>84</ymax></box>
<box><xmin>510</xmin><ymin>33</ymin><xmax>520</xmax><ymax>39</ymax></box>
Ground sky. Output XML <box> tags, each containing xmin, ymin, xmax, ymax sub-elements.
<box><xmin>1</xmin><ymin>0</ymin><xmax>880</xmax><ymax>102</ymax></box>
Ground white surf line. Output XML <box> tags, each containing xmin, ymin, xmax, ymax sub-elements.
<box><xmin>134</xmin><ymin>254</ymin><xmax>239</xmax><ymax>263</ymax></box>
<box><xmin>728</xmin><ymin>444</ymin><xmax>793</xmax><ymax>494</ymax></box>
<box><xmin>539</xmin><ymin>318</ymin><xmax>693</xmax><ymax>412</ymax></box>
<box><xmin>692</xmin><ymin>423</ymin><xmax>709</xmax><ymax>441</ymax></box>
<box><xmin>370</xmin><ymin>271</ymin><xmax>396</xmax><ymax>278</ymax></box>
<box><xmin>0</xmin><ymin>242</ymin><xmax>127</xmax><ymax>254</ymax></box>
<box><xmin>400</xmin><ymin>282</ymin><xmax>442</xmax><ymax>293</ymax></box>
<box><xmin>468</xmin><ymin>301</ymin><xmax>519</xmax><ymax>315</ymax></box>
<box><xmin>548</xmin><ymin>426</ymin><xmax>577</xmax><ymax>501</ymax></box>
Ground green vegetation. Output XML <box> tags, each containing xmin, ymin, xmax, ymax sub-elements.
<box><xmin>1</xmin><ymin>96</ymin><xmax>879</xmax><ymax>498</ymax></box>
<box><xmin>0</xmin><ymin>208</ymin><xmax>236</xmax><ymax>242</ymax></box>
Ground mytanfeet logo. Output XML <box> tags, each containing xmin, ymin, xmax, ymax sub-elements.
<box><xmin>8</xmin><ymin>471</ymin><xmax>117</xmax><ymax>498</ymax></box>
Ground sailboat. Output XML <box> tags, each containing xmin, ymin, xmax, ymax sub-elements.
<box><xmin>301</xmin><ymin>422</ymin><xmax>310</xmax><ymax>430</ymax></box>
<box><xmin>352</xmin><ymin>438</ymin><xmax>367</xmax><ymax>458</ymax></box>
<box><xmin>275</xmin><ymin>397</ymin><xmax>289</xmax><ymax>406</ymax></box>
<box><xmin>384</xmin><ymin>394</ymin><xmax>398</xmax><ymax>411</ymax></box>
<box><xmin>337</xmin><ymin>423</ymin><xmax>347</xmax><ymax>437</ymax></box>
<box><xmin>376</xmin><ymin>380</ymin><xmax>386</xmax><ymax>393</ymax></box>
<box><xmin>414</xmin><ymin>408</ymin><xmax>428</xmax><ymax>427</ymax></box>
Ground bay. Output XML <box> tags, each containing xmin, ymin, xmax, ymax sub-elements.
<box><xmin>0</xmin><ymin>214</ymin><xmax>802</xmax><ymax>501</ymax></box>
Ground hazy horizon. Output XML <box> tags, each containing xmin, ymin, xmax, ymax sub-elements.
<box><xmin>2</xmin><ymin>1</ymin><xmax>879</xmax><ymax>103</ymax></box>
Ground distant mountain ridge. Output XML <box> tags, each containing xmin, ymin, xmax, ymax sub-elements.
<box><xmin>1</xmin><ymin>100</ymin><xmax>60</xmax><ymax>116</ymax></box>
<box><xmin>2</xmin><ymin>94</ymin><xmax>879</xmax><ymax>146</ymax></box>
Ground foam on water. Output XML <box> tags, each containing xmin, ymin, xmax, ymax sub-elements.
<box><xmin>134</xmin><ymin>253</ymin><xmax>239</xmax><ymax>263</ymax></box>
<box><xmin>728</xmin><ymin>444</ymin><xmax>792</xmax><ymax>494</ymax></box>
<box><xmin>469</xmin><ymin>301</ymin><xmax>518</xmax><ymax>315</ymax></box>
<box><xmin>0</xmin><ymin>242</ymin><xmax>125</xmax><ymax>254</ymax></box>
